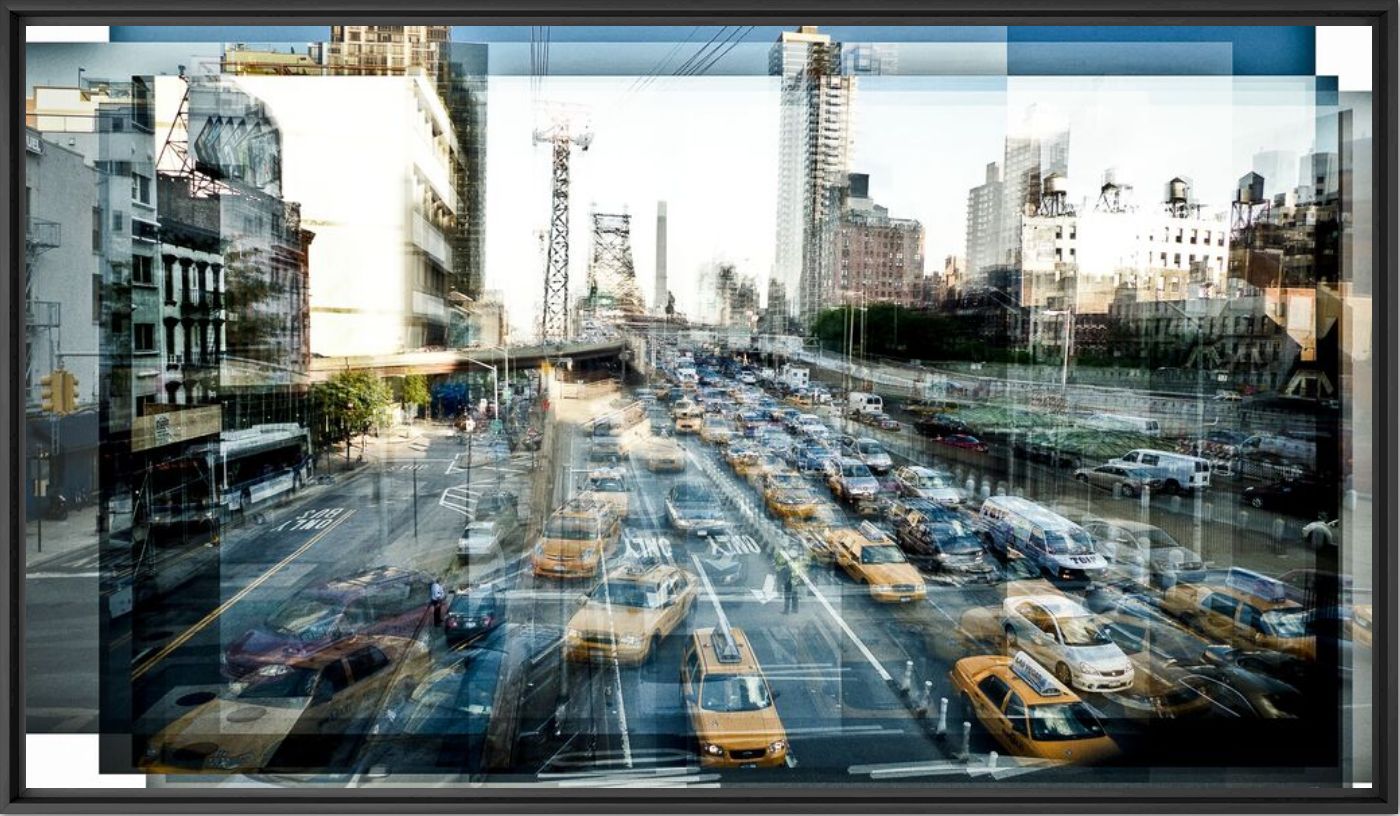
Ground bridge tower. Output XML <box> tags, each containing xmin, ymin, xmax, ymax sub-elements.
<box><xmin>532</xmin><ymin>118</ymin><xmax>591</xmax><ymax>342</ymax></box>
<box><xmin>585</xmin><ymin>211</ymin><xmax>645</xmax><ymax>317</ymax></box>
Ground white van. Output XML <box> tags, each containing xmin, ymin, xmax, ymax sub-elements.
<box><xmin>977</xmin><ymin>496</ymin><xmax>1106</xmax><ymax>584</ymax></box>
<box><xmin>1109</xmin><ymin>449</ymin><xmax>1211</xmax><ymax>493</ymax></box>
<box><xmin>1086</xmin><ymin>413</ymin><xmax>1162</xmax><ymax>437</ymax></box>
<box><xmin>847</xmin><ymin>391</ymin><xmax>883</xmax><ymax>416</ymax></box>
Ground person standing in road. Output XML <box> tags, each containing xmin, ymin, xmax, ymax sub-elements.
<box><xmin>780</xmin><ymin>560</ymin><xmax>800</xmax><ymax>615</ymax></box>
<box><xmin>430</xmin><ymin>578</ymin><xmax>446</xmax><ymax>626</ymax></box>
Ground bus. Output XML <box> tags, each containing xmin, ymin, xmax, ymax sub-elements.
<box><xmin>143</xmin><ymin>424</ymin><xmax>313</xmax><ymax>527</ymax></box>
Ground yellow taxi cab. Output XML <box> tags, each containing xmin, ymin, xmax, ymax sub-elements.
<box><xmin>1160</xmin><ymin>567</ymin><xmax>1313</xmax><ymax>659</ymax></box>
<box><xmin>829</xmin><ymin>522</ymin><xmax>927</xmax><ymax>603</ymax></box>
<box><xmin>784</xmin><ymin>392</ymin><xmax>813</xmax><ymax>408</ymax></box>
<box><xmin>950</xmin><ymin>651</ymin><xmax>1119</xmax><ymax>765</ymax></box>
<box><xmin>566</xmin><ymin>562</ymin><xmax>697</xmax><ymax>665</ymax></box>
<box><xmin>531</xmin><ymin>498</ymin><xmax>622</xmax><ymax>580</ymax></box>
<box><xmin>642</xmin><ymin>437</ymin><xmax>687</xmax><ymax>473</ymax></box>
<box><xmin>681</xmin><ymin>627</ymin><xmax>789</xmax><ymax>768</ymax></box>
<box><xmin>783</xmin><ymin>502</ymin><xmax>842</xmax><ymax>544</ymax></box>
<box><xmin>761</xmin><ymin>471</ymin><xmax>821</xmax><ymax>520</ymax></box>
<box><xmin>726</xmin><ymin>444</ymin><xmax>763</xmax><ymax>475</ymax></box>
<box><xmin>744</xmin><ymin>453</ymin><xmax>789</xmax><ymax>492</ymax></box>
<box><xmin>582</xmin><ymin>467</ymin><xmax>630</xmax><ymax>519</ymax></box>
<box><xmin>140</xmin><ymin>635</ymin><xmax>429</xmax><ymax>773</ymax></box>
<box><xmin>700</xmin><ymin>415</ymin><xmax>736</xmax><ymax>445</ymax></box>
<box><xmin>675</xmin><ymin>413</ymin><xmax>703</xmax><ymax>434</ymax></box>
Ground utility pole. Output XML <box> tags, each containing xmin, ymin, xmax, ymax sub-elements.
<box><xmin>533</xmin><ymin>118</ymin><xmax>593</xmax><ymax>342</ymax></box>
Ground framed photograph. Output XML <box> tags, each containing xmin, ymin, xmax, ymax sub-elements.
<box><xmin>3</xmin><ymin>4</ymin><xmax>1394</xmax><ymax>813</ymax></box>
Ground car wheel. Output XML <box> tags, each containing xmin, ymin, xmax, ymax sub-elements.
<box><xmin>1003</xmin><ymin>627</ymin><xmax>1017</xmax><ymax>653</ymax></box>
<box><xmin>1076</xmin><ymin>474</ymin><xmax>1090</xmax><ymax>484</ymax></box>
<box><xmin>1250</xmin><ymin>496</ymin><xmax>1265</xmax><ymax>509</ymax></box>
<box><xmin>1117</xmin><ymin>483</ymin><xmax>1134</xmax><ymax>499</ymax></box>
<box><xmin>646</xmin><ymin>635</ymin><xmax>661</xmax><ymax>665</ymax></box>
<box><xmin>1054</xmin><ymin>663</ymin><xmax>1074</xmax><ymax>689</ymax></box>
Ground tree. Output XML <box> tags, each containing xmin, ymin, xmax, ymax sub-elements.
<box><xmin>402</xmin><ymin>374</ymin><xmax>430</xmax><ymax>422</ymax></box>
<box><xmin>313</xmin><ymin>369</ymin><xmax>392</xmax><ymax>463</ymax></box>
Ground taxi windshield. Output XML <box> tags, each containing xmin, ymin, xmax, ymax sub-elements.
<box><xmin>1260</xmin><ymin>609</ymin><xmax>1311</xmax><ymax>638</ymax></box>
<box><xmin>592</xmin><ymin>582</ymin><xmax>663</xmax><ymax>609</ymax></box>
<box><xmin>917</xmin><ymin>473</ymin><xmax>951</xmax><ymax>488</ymax></box>
<box><xmin>1046</xmin><ymin>529</ymin><xmax>1095</xmax><ymax>556</ymax></box>
<box><xmin>1058</xmin><ymin>615</ymin><xmax>1113</xmax><ymax>646</ymax></box>
<box><xmin>860</xmin><ymin>545</ymin><xmax>905</xmax><ymax>565</ymax></box>
<box><xmin>545</xmin><ymin>518</ymin><xmax>603</xmax><ymax>540</ymax></box>
<box><xmin>700</xmin><ymin>674</ymin><xmax>772</xmax><ymax>712</ymax></box>
<box><xmin>588</xmin><ymin>478</ymin><xmax>625</xmax><ymax>492</ymax></box>
<box><xmin>770</xmin><ymin>473</ymin><xmax>806</xmax><ymax>489</ymax></box>
<box><xmin>1028</xmin><ymin>702</ymin><xmax>1106</xmax><ymax>742</ymax></box>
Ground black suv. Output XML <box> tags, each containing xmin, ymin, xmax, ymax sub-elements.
<box><xmin>886</xmin><ymin>499</ymin><xmax>992</xmax><ymax>577</ymax></box>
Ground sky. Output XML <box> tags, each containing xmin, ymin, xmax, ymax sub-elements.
<box><xmin>32</xmin><ymin>28</ymin><xmax>1329</xmax><ymax>340</ymax></box>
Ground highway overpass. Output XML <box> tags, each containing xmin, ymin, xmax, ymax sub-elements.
<box><xmin>306</xmin><ymin>339</ymin><xmax>627</xmax><ymax>382</ymax></box>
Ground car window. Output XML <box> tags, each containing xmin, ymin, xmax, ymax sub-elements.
<box><xmin>977</xmin><ymin>674</ymin><xmax>1011</xmax><ymax>707</ymax></box>
<box><xmin>319</xmin><ymin>659</ymin><xmax>350</xmax><ymax>696</ymax></box>
<box><xmin>1239</xmin><ymin>603</ymin><xmax>1265</xmax><ymax>632</ymax></box>
<box><xmin>1004</xmin><ymin>692</ymin><xmax>1028</xmax><ymax>737</ymax></box>
<box><xmin>342</xmin><ymin>598</ymin><xmax>374</xmax><ymax>630</ymax></box>
<box><xmin>1204</xmin><ymin>593</ymin><xmax>1240</xmax><ymax>618</ymax></box>
<box><xmin>684</xmin><ymin>647</ymin><xmax>700</xmax><ymax>687</ymax></box>
<box><xmin>346</xmin><ymin>645</ymin><xmax>391</xmax><ymax>682</ymax></box>
<box><xmin>1140</xmin><ymin>454</ymin><xmax>1160</xmax><ymax>466</ymax></box>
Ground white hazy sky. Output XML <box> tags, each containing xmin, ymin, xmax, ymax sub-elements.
<box><xmin>485</xmin><ymin>73</ymin><xmax>1323</xmax><ymax>338</ymax></box>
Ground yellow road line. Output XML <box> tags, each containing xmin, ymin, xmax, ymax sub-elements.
<box><xmin>131</xmin><ymin>509</ymin><xmax>357</xmax><ymax>681</ymax></box>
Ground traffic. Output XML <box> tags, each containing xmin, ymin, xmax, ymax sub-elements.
<box><xmin>133</xmin><ymin>337</ymin><xmax>1367</xmax><ymax>786</ymax></box>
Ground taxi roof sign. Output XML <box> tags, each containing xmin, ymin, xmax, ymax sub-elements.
<box><xmin>1011</xmin><ymin>651</ymin><xmax>1064</xmax><ymax>697</ymax></box>
<box><xmin>857</xmin><ymin>521</ymin><xmax>890</xmax><ymax>542</ymax></box>
<box><xmin>1225</xmin><ymin>566</ymin><xmax>1287</xmax><ymax>603</ymax></box>
<box><xmin>711</xmin><ymin>628</ymin><xmax>743</xmax><ymax>663</ymax></box>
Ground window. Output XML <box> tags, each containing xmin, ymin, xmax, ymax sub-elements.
<box><xmin>131</xmin><ymin>173</ymin><xmax>151</xmax><ymax>205</ymax></box>
<box><xmin>131</xmin><ymin>254</ymin><xmax>154</xmax><ymax>285</ymax></box>
<box><xmin>112</xmin><ymin>212</ymin><xmax>123</xmax><ymax>233</ymax></box>
<box><xmin>92</xmin><ymin>276</ymin><xmax>102</xmax><ymax>323</ymax></box>
<box><xmin>91</xmin><ymin>207</ymin><xmax>102</xmax><ymax>251</ymax></box>
<box><xmin>977</xmin><ymin>674</ymin><xmax>1011</xmax><ymax>708</ymax></box>
<box><xmin>1204</xmin><ymin>593</ymin><xmax>1240</xmax><ymax>619</ymax></box>
<box><xmin>346</xmin><ymin>646</ymin><xmax>391</xmax><ymax>682</ymax></box>
<box><xmin>133</xmin><ymin>323</ymin><xmax>155</xmax><ymax>352</ymax></box>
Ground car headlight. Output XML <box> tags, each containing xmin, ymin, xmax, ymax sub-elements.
<box><xmin>1078</xmin><ymin>662</ymin><xmax>1099</xmax><ymax>675</ymax></box>
<box><xmin>534</xmin><ymin>543</ymin><xmax>546</xmax><ymax>555</ymax></box>
<box><xmin>873</xmin><ymin>584</ymin><xmax>892</xmax><ymax>594</ymax></box>
<box><xmin>768</xmin><ymin>740</ymin><xmax>788</xmax><ymax>754</ymax></box>
<box><xmin>567</xmin><ymin>627</ymin><xmax>583</xmax><ymax>640</ymax></box>
<box><xmin>701</xmin><ymin>742</ymin><xmax>725</xmax><ymax>756</ymax></box>
<box><xmin>620</xmin><ymin>634</ymin><xmax>643</xmax><ymax>647</ymax></box>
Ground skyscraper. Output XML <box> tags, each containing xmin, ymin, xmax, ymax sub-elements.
<box><xmin>326</xmin><ymin>25</ymin><xmax>451</xmax><ymax>82</ymax></box>
<box><xmin>770</xmin><ymin>25</ymin><xmax>853</xmax><ymax>328</ymax></box>
<box><xmin>964</xmin><ymin>161</ymin><xmax>1004</xmax><ymax>285</ymax></box>
<box><xmin>999</xmin><ymin>108</ymin><xmax>1070</xmax><ymax>271</ymax></box>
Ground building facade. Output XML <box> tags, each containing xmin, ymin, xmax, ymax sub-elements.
<box><xmin>825</xmin><ymin>173</ymin><xmax>925</xmax><ymax>307</ymax></box>
<box><xmin>770</xmin><ymin>25</ymin><xmax>853</xmax><ymax>328</ymax></box>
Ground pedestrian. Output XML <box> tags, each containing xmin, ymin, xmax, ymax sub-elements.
<box><xmin>780</xmin><ymin>560</ymin><xmax>800</xmax><ymax>615</ymax></box>
<box><xmin>430</xmin><ymin>577</ymin><xmax>446</xmax><ymax>626</ymax></box>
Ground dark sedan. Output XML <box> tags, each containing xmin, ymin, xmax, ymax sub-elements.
<box><xmin>1240</xmin><ymin>478</ymin><xmax>1336</xmax><ymax>517</ymax></box>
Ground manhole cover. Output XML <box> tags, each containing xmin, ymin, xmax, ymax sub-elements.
<box><xmin>226</xmin><ymin>706</ymin><xmax>266</xmax><ymax>724</ymax></box>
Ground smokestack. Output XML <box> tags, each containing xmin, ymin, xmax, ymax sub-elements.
<box><xmin>654</xmin><ymin>201</ymin><xmax>668</xmax><ymax>311</ymax></box>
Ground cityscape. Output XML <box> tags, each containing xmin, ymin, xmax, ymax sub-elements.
<box><xmin>20</xmin><ymin>24</ymin><xmax>1374</xmax><ymax>793</ymax></box>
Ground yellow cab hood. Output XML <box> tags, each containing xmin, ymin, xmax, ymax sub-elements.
<box><xmin>860</xmin><ymin>562</ymin><xmax>922</xmax><ymax>586</ymax></box>
<box><xmin>569</xmin><ymin>602</ymin><xmax>658</xmax><ymax>637</ymax></box>
<box><xmin>700</xmin><ymin>705</ymin><xmax>786</xmax><ymax>749</ymax></box>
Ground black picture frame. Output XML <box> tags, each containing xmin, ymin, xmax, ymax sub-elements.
<box><xmin>2</xmin><ymin>3</ymin><xmax>1395</xmax><ymax>812</ymax></box>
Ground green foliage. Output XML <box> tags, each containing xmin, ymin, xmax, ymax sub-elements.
<box><xmin>312</xmin><ymin>369</ymin><xmax>392</xmax><ymax>460</ymax></box>
<box><xmin>402</xmin><ymin>373</ymin><xmax>430</xmax><ymax>407</ymax></box>
<box><xmin>812</xmin><ymin>304</ymin><xmax>999</xmax><ymax>363</ymax></box>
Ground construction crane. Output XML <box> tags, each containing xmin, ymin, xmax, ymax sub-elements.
<box><xmin>532</xmin><ymin>117</ymin><xmax>592</xmax><ymax>342</ymax></box>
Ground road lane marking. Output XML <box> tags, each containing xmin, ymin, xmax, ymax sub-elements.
<box><xmin>130</xmin><ymin>508</ymin><xmax>357</xmax><ymax>681</ymax></box>
<box><xmin>782</xmin><ymin>550</ymin><xmax>892</xmax><ymax>683</ymax></box>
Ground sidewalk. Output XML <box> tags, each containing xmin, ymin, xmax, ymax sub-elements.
<box><xmin>24</xmin><ymin>503</ymin><xmax>105</xmax><ymax>572</ymax></box>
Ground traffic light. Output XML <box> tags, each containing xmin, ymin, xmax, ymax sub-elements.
<box><xmin>39</xmin><ymin>369</ymin><xmax>76</xmax><ymax>414</ymax></box>
<box><xmin>40</xmin><ymin>371</ymin><xmax>59</xmax><ymax>414</ymax></box>
<box><xmin>61</xmin><ymin>371</ymin><xmax>78</xmax><ymax>413</ymax></box>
